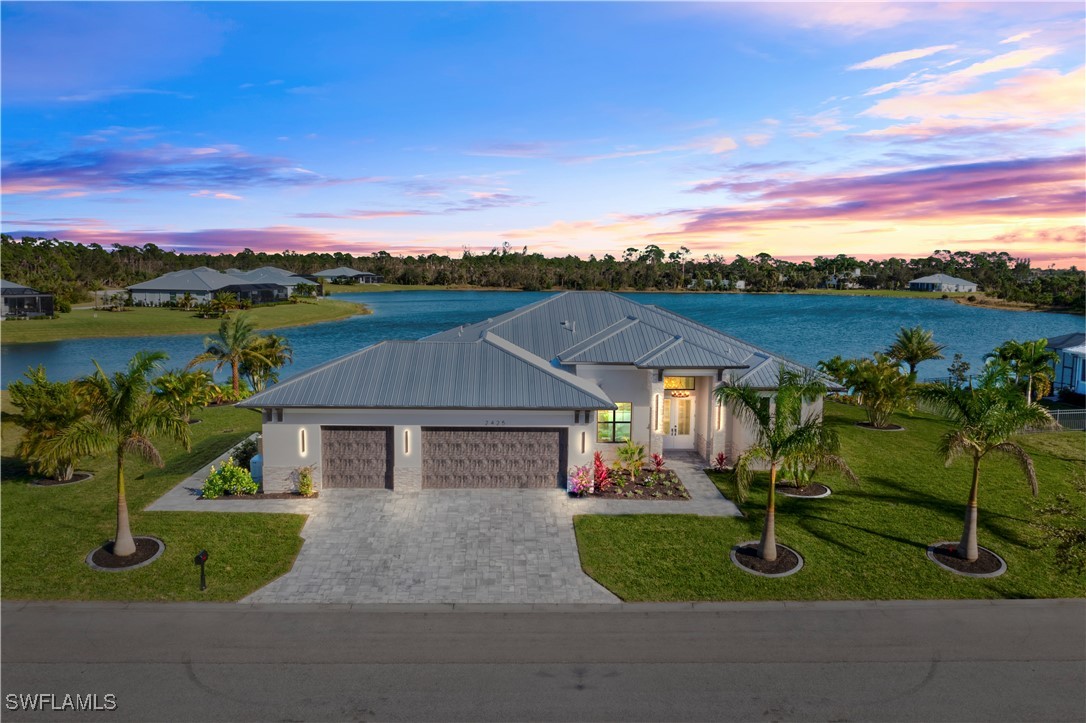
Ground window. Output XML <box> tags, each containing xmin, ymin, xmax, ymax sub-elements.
<box><xmin>597</xmin><ymin>402</ymin><xmax>632</xmax><ymax>442</ymax></box>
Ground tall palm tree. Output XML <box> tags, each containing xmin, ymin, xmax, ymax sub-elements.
<box><xmin>241</xmin><ymin>333</ymin><xmax>293</xmax><ymax>392</ymax></box>
<box><xmin>915</xmin><ymin>365</ymin><xmax>1053</xmax><ymax>561</ymax></box>
<box><xmin>50</xmin><ymin>352</ymin><xmax>190</xmax><ymax>557</ymax></box>
<box><xmin>887</xmin><ymin>325</ymin><xmax>945</xmax><ymax>375</ymax></box>
<box><xmin>188</xmin><ymin>313</ymin><xmax>271</xmax><ymax>395</ymax></box>
<box><xmin>715</xmin><ymin>368</ymin><xmax>856</xmax><ymax>561</ymax></box>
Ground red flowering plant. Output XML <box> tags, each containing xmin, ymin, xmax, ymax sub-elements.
<box><xmin>650</xmin><ymin>453</ymin><xmax>666</xmax><ymax>472</ymax></box>
<box><xmin>592</xmin><ymin>451</ymin><xmax>612</xmax><ymax>492</ymax></box>
<box><xmin>713</xmin><ymin>452</ymin><xmax>728</xmax><ymax>472</ymax></box>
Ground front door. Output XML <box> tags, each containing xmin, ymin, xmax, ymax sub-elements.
<box><xmin>662</xmin><ymin>393</ymin><xmax>695</xmax><ymax>450</ymax></box>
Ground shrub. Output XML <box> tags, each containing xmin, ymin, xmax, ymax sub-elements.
<box><xmin>712</xmin><ymin>452</ymin><xmax>728</xmax><ymax>472</ymax></box>
<box><xmin>296</xmin><ymin>466</ymin><xmax>315</xmax><ymax>497</ymax></box>
<box><xmin>566</xmin><ymin>465</ymin><xmax>592</xmax><ymax>497</ymax></box>
<box><xmin>202</xmin><ymin>457</ymin><xmax>258</xmax><ymax>499</ymax></box>
<box><xmin>616</xmin><ymin>437</ymin><xmax>646</xmax><ymax>480</ymax></box>
<box><xmin>592</xmin><ymin>451</ymin><xmax>612</xmax><ymax>492</ymax></box>
<box><xmin>650</xmin><ymin>453</ymin><xmax>666</xmax><ymax>472</ymax></box>
<box><xmin>967</xmin><ymin>295</ymin><xmax>977</xmax><ymax>302</ymax></box>
<box><xmin>234</xmin><ymin>438</ymin><xmax>258</xmax><ymax>471</ymax></box>
<box><xmin>55</xmin><ymin>299</ymin><xmax>72</xmax><ymax>314</ymax></box>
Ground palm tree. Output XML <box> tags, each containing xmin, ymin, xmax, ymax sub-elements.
<box><xmin>8</xmin><ymin>366</ymin><xmax>90</xmax><ymax>482</ymax></box>
<box><xmin>915</xmin><ymin>364</ymin><xmax>1053</xmax><ymax>561</ymax></box>
<box><xmin>887</xmin><ymin>325</ymin><xmax>945</xmax><ymax>375</ymax></box>
<box><xmin>241</xmin><ymin>333</ymin><xmax>294</xmax><ymax>392</ymax></box>
<box><xmin>179</xmin><ymin>292</ymin><xmax>195</xmax><ymax>311</ymax></box>
<box><xmin>844</xmin><ymin>353</ymin><xmax>916</xmax><ymax>429</ymax></box>
<box><xmin>49</xmin><ymin>352</ymin><xmax>190</xmax><ymax>557</ymax></box>
<box><xmin>188</xmin><ymin>313</ymin><xmax>271</xmax><ymax>395</ymax></box>
<box><xmin>987</xmin><ymin>338</ymin><xmax>1058</xmax><ymax>403</ymax></box>
<box><xmin>715</xmin><ymin>368</ymin><xmax>856</xmax><ymax>561</ymax></box>
<box><xmin>154</xmin><ymin>368</ymin><xmax>215</xmax><ymax>423</ymax></box>
<box><xmin>209</xmin><ymin>291</ymin><xmax>238</xmax><ymax>318</ymax></box>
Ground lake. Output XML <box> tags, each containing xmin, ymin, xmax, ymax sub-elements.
<box><xmin>2</xmin><ymin>291</ymin><xmax>1081</xmax><ymax>388</ymax></box>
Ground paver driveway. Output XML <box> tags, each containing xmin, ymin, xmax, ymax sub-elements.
<box><xmin>151</xmin><ymin>448</ymin><xmax>739</xmax><ymax>604</ymax></box>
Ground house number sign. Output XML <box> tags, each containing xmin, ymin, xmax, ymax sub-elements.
<box><xmin>483</xmin><ymin>419</ymin><xmax>507</xmax><ymax>426</ymax></box>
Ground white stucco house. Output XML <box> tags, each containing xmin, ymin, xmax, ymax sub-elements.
<box><xmin>908</xmin><ymin>274</ymin><xmax>978</xmax><ymax>293</ymax></box>
<box><xmin>239</xmin><ymin>291</ymin><xmax>833</xmax><ymax>492</ymax></box>
<box><xmin>1047</xmin><ymin>332</ymin><xmax>1086</xmax><ymax>396</ymax></box>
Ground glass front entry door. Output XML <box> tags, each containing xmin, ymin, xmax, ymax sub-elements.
<box><xmin>661</xmin><ymin>393</ymin><xmax>695</xmax><ymax>450</ymax></box>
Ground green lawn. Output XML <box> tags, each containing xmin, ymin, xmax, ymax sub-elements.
<box><xmin>0</xmin><ymin>298</ymin><xmax>368</xmax><ymax>345</ymax></box>
<box><xmin>575</xmin><ymin>401</ymin><xmax>1086</xmax><ymax>601</ymax></box>
<box><xmin>1</xmin><ymin>395</ymin><xmax>306</xmax><ymax>601</ymax></box>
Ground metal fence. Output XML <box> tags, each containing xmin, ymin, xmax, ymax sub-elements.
<box><xmin>1043</xmin><ymin>409</ymin><xmax>1086</xmax><ymax>432</ymax></box>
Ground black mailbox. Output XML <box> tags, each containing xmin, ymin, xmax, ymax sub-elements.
<box><xmin>194</xmin><ymin>549</ymin><xmax>209</xmax><ymax>590</ymax></box>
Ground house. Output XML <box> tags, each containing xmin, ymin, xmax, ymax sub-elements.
<box><xmin>225</xmin><ymin>266</ymin><xmax>320</xmax><ymax>296</ymax></box>
<box><xmin>128</xmin><ymin>267</ymin><xmax>289</xmax><ymax>306</ymax></box>
<box><xmin>1047</xmin><ymin>332</ymin><xmax>1086</xmax><ymax>396</ymax></box>
<box><xmin>314</xmin><ymin>267</ymin><xmax>384</xmax><ymax>284</ymax></box>
<box><xmin>1</xmin><ymin>279</ymin><xmax>54</xmax><ymax>319</ymax></box>
<box><xmin>908</xmin><ymin>274</ymin><xmax>977</xmax><ymax>293</ymax></box>
<box><xmin>240</xmin><ymin>291</ymin><xmax>833</xmax><ymax>492</ymax></box>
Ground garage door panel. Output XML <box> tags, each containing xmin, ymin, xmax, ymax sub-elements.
<box><xmin>422</xmin><ymin>427</ymin><xmax>565</xmax><ymax>489</ymax></box>
<box><xmin>321</xmin><ymin>426</ymin><xmax>393</xmax><ymax>489</ymax></box>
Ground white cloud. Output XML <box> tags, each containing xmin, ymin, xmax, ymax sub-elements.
<box><xmin>1001</xmin><ymin>30</ymin><xmax>1038</xmax><ymax>44</ymax></box>
<box><xmin>849</xmin><ymin>44</ymin><xmax>956</xmax><ymax>70</ymax></box>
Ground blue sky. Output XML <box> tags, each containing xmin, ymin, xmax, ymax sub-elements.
<box><xmin>3</xmin><ymin>2</ymin><xmax>1084</xmax><ymax>266</ymax></box>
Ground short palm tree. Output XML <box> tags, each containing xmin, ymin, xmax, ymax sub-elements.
<box><xmin>715</xmin><ymin>368</ymin><xmax>856</xmax><ymax>561</ymax></box>
<box><xmin>240</xmin><ymin>333</ymin><xmax>294</xmax><ymax>392</ymax></box>
<box><xmin>887</xmin><ymin>325</ymin><xmax>945</xmax><ymax>375</ymax></box>
<box><xmin>8</xmin><ymin>366</ymin><xmax>90</xmax><ymax>482</ymax></box>
<box><xmin>49</xmin><ymin>352</ymin><xmax>190</xmax><ymax>557</ymax></box>
<box><xmin>154</xmin><ymin>368</ymin><xmax>215</xmax><ymax>423</ymax></box>
<box><xmin>209</xmin><ymin>291</ymin><xmax>239</xmax><ymax>318</ymax></box>
<box><xmin>844</xmin><ymin>353</ymin><xmax>915</xmax><ymax>429</ymax></box>
<box><xmin>188</xmin><ymin>313</ymin><xmax>272</xmax><ymax>395</ymax></box>
<box><xmin>1005</xmin><ymin>339</ymin><xmax>1058</xmax><ymax>403</ymax></box>
<box><xmin>915</xmin><ymin>364</ymin><xmax>1053</xmax><ymax>561</ymax></box>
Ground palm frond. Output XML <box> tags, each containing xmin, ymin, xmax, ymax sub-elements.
<box><xmin>989</xmin><ymin>442</ymin><xmax>1039</xmax><ymax>496</ymax></box>
<box><xmin>122</xmin><ymin>434</ymin><xmax>164</xmax><ymax>467</ymax></box>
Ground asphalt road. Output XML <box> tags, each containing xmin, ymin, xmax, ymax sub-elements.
<box><xmin>2</xmin><ymin>599</ymin><xmax>1083</xmax><ymax>722</ymax></box>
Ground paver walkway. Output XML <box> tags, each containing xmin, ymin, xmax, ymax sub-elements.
<box><xmin>149</xmin><ymin>446</ymin><xmax>740</xmax><ymax>604</ymax></box>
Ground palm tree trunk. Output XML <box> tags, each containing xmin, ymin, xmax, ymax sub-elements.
<box><xmin>1026</xmin><ymin>376</ymin><xmax>1033</xmax><ymax>404</ymax></box>
<box><xmin>231</xmin><ymin>360</ymin><xmax>240</xmax><ymax>394</ymax></box>
<box><xmin>759</xmin><ymin>463</ymin><xmax>778</xmax><ymax>561</ymax></box>
<box><xmin>114</xmin><ymin>450</ymin><xmax>136</xmax><ymax>557</ymax></box>
<box><xmin>957</xmin><ymin>456</ymin><xmax>981</xmax><ymax>562</ymax></box>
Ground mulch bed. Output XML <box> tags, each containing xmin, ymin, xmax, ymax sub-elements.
<box><xmin>732</xmin><ymin>544</ymin><xmax>801</xmax><ymax>575</ymax></box>
<box><xmin>33</xmin><ymin>471</ymin><xmax>93</xmax><ymax>487</ymax></box>
<box><xmin>89</xmin><ymin>537</ymin><xmax>162</xmax><ymax>569</ymax></box>
<box><xmin>775</xmin><ymin>482</ymin><xmax>830</xmax><ymax>497</ymax></box>
<box><xmin>202</xmin><ymin>491</ymin><xmax>318</xmax><ymax>500</ymax></box>
<box><xmin>855</xmin><ymin>422</ymin><xmax>906</xmax><ymax>431</ymax></box>
<box><xmin>588</xmin><ymin>469</ymin><xmax>690</xmax><ymax>500</ymax></box>
<box><xmin>929</xmin><ymin>543</ymin><xmax>1004</xmax><ymax>575</ymax></box>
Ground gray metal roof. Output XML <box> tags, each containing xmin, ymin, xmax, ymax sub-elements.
<box><xmin>1047</xmin><ymin>332</ymin><xmax>1086</xmax><ymax>351</ymax></box>
<box><xmin>1</xmin><ymin>279</ymin><xmax>39</xmax><ymax>293</ymax></box>
<box><xmin>239</xmin><ymin>332</ymin><xmax>614</xmax><ymax>410</ymax></box>
<box><xmin>909</xmin><ymin>273</ymin><xmax>975</xmax><ymax>285</ymax></box>
<box><xmin>314</xmin><ymin>267</ymin><xmax>375</xmax><ymax>278</ymax></box>
<box><xmin>225</xmin><ymin>266</ymin><xmax>311</xmax><ymax>285</ymax></box>
<box><xmin>128</xmin><ymin>267</ymin><xmax>242</xmax><ymax>292</ymax></box>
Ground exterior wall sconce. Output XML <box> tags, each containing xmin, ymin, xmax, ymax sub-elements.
<box><xmin>299</xmin><ymin>428</ymin><xmax>307</xmax><ymax>456</ymax></box>
<box><xmin>716</xmin><ymin>402</ymin><xmax>724</xmax><ymax>431</ymax></box>
<box><xmin>404</xmin><ymin>429</ymin><xmax>411</xmax><ymax>455</ymax></box>
<box><xmin>580</xmin><ymin>431</ymin><xmax>586</xmax><ymax>454</ymax></box>
<box><xmin>653</xmin><ymin>394</ymin><xmax>660</xmax><ymax>431</ymax></box>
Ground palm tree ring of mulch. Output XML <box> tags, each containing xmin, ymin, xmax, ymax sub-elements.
<box><xmin>776</xmin><ymin>482</ymin><xmax>831</xmax><ymax>498</ymax></box>
<box><xmin>187</xmin><ymin>418</ymin><xmax>203</xmax><ymax>425</ymax></box>
<box><xmin>926</xmin><ymin>541</ymin><xmax>1006</xmax><ymax>578</ymax></box>
<box><xmin>86</xmin><ymin>537</ymin><xmax>165</xmax><ymax>572</ymax></box>
<box><xmin>855</xmin><ymin>422</ymin><xmax>906</xmax><ymax>431</ymax></box>
<box><xmin>32</xmin><ymin>471</ymin><xmax>94</xmax><ymax>487</ymax></box>
<box><xmin>730</xmin><ymin>541</ymin><xmax>804</xmax><ymax>578</ymax></box>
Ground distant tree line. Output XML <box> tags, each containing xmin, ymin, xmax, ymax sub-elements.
<box><xmin>2</xmin><ymin>234</ymin><xmax>1082</xmax><ymax>312</ymax></box>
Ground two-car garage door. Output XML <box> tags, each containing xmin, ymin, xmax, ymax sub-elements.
<box><xmin>319</xmin><ymin>425</ymin><xmax>565</xmax><ymax>489</ymax></box>
<box><xmin>421</xmin><ymin>427</ymin><xmax>566</xmax><ymax>489</ymax></box>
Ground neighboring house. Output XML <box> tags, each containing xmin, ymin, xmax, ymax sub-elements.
<box><xmin>1047</xmin><ymin>332</ymin><xmax>1086</xmax><ymax>396</ymax></box>
<box><xmin>128</xmin><ymin>267</ymin><xmax>291</xmax><ymax>306</ymax></box>
<box><xmin>241</xmin><ymin>291</ymin><xmax>833</xmax><ymax>493</ymax></box>
<box><xmin>822</xmin><ymin>269</ymin><xmax>862</xmax><ymax>290</ymax></box>
<box><xmin>908</xmin><ymin>274</ymin><xmax>978</xmax><ymax>293</ymax></box>
<box><xmin>1</xmin><ymin>279</ymin><xmax>54</xmax><ymax>319</ymax></box>
<box><xmin>314</xmin><ymin>267</ymin><xmax>384</xmax><ymax>284</ymax></box>
<box><xmin>225</xmin><ymin>266</ymin><xmax>320</xmax><ymax>296</ymax></box>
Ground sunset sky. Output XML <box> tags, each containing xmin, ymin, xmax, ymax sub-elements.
<box><xmin>3</xmin><ymin>1</ymin><xmax>1084</xmax><ymax>267</ymax></box>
